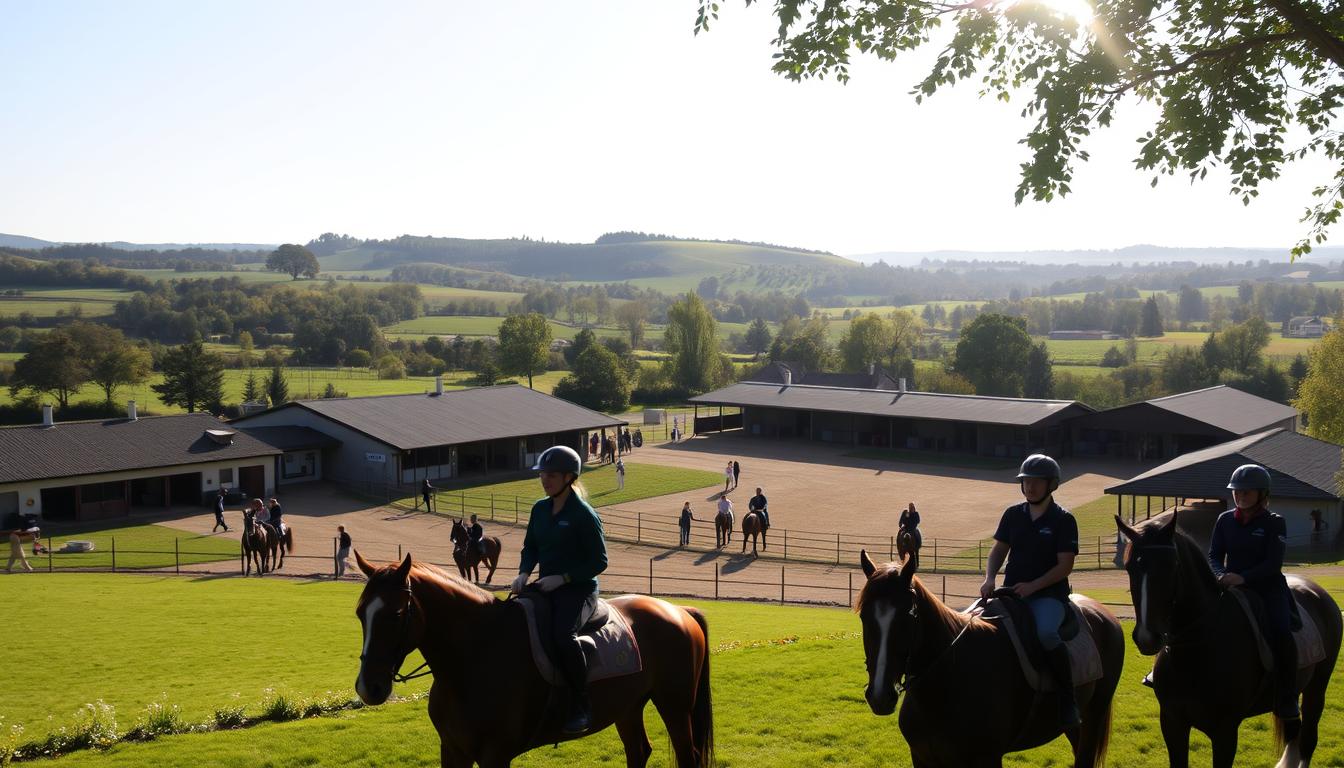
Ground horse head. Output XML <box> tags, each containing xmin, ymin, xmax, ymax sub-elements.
<box><xmin>449</xmin><ymin>519</ymin><xmax>466</xmax><ymax>550</ymax></box>
<box><xmin>354</xmin><ymin>551</ymin><xmax>423</xmax><ymax>705</ymax></box>
<box><xmin>1117</xmin><ymin>513</ymin><xmax>1187</xmax><ymax>654</ymax></box>
<box><xmin>857</xmin><ymin>547</ymin><xmax>920</xmax><ymax>716</ymax></box>
<box><xmin>242</xmin><ymin>509</ymin><xmax>255</xmax><ymax>533</ymax></box>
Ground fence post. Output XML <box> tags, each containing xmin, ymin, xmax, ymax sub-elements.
<box><xmin>398</xmin><ymin>544</ymin><xmax>403</xmax><ymax>562</ymax></box>
<box><xmin>942</xmin><ymin>575</ymin><xmax>947</xmax><ymax>603</ymax></box>
<box><xmin>491</xmin><ymin>494</ymin><xmax>495</xmax><ymax>521</ymax></box>
<box><xmin>889</xmin><ymin>535</ymin><xmax>894</xmax><ymax>561</ymax></box>
<box><xmin>460</xmin><ymin>492</ymin><xmax>466</xmax><ymax>516</ymax></box>
<box><xmin>780</xmin><ymin>566</ymin><xmax>785</xmax><ymax>605</ymax></box>
<box><xmin>977</xmin><ymin>540</ymin><xmax>983</xmax><ymax>573</ymax></box>
<box><xmin>933</xmin><ymin>539</ymin><xmax>938</xmax><ymax>572</ymax></box>
<box><xmin>514</xmin><ymin>496</ymin><xmax>519</xmax><ymax>523</ymax></box>
<box><xmin>175</xmin><ymin>538</ymin><xmax>180</xmax><ymax>575</ymax></box>
<box><xmin>848</xmin><ymin>571</ymin><xmax>853</xmax><ymax>607</ymax></box>
<box><xmin>836</xmin><ymin>533</ymin><xmax>840</xmax><ymax>565</ymax></box>
<box><xmin>333</xmin><ymin>536</ymin><xmax>339</xmax><ymax>578</ymax></box>
<box><xmin>714</xmin><ymin>563</ymin><xmax>719</xmax><ymax>600</ymax></box>
<box><xmin>783</xmin><ymin>529</ymin><xmax>788</xmax><ymax>560</ymax></box>
<box><xmin>648</xmin><ymin>558</ymin><xmax>654</xmax><ymax>594</ymax></box>
<box><xmin>1097</xmin><ymin>536</ymin><xmax>1103</xmax><ymax>570</ymax></box>
<box><xmin>637</xmin><ymin>512</ymin><xmax>642</xmax><ymax>544</ymax></box>
<box><xmin>47</xmin><ymin>536</ymin><xmax>53</xmax><ymax>572</ymax></box>
<box><xmin>112</xmin><ymin>536</ymin><xmax>117</xmax><ymax>573</ymax></box>
<box><xmin>240</xmin><ymin>541</ymin><xmax>245</xmax><ymax>575</ymax></box>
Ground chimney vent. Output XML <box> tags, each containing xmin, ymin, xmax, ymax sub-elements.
<box><xmin>41</xmin><ymin>404</ymin><xmax>54</xmax><ymax>428</ymax></box>
<box><xmin>127</xmin><ymin>400</ymin><xmax>138</xmax><ymax>421</ymax></box>
<box><xmin>782</xmin><ymin>367</ymin><xmax>792</xmax><ymax>386</ymax></box>
<box><xmin>898</xmin><ymin>378</ymin><xmax>907</xmax><ymax>393</ymax></box>
<box><xmin>869</xmin><ymin>363</ymin><xmax>875</xmax><ymax>375</ymax></box>
<box><xmin>434</xmin><ymin>375</ymin><xmax>444</xmax><ymax>396</ymax></box>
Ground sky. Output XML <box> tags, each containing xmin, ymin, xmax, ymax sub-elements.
<box><xmin>0</xmin><ymin>1</ymin><xmax>1334</xmax><ymax>256</ymax></box>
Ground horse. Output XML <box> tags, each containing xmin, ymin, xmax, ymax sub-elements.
<box><xmin>353</xmin><ymin>552</ymin><xmax>714</xmax><ymax>767</ymax></box>
<box><xmin>741</xmin><ymin>511</ymin><xmax>766</xmax><ymax>557</ymax></box>
<box><xmin>449</xmin><ymin>519</ymin><xmax>501</xmax><ymax>583</ymax></box>
<box><xmin>241</xmin><ymin>510</ymin><xmax>271</xmax><ymax>576</ymax></box>
<box><xmin>1116</xmin><ymin>514</ymin><xmax>1343</xmax><ymax>768</ymax></box>
<box><xmin>896</xmin><ymin>526</ymin><xmax>921</xmax><ymax>559</ymax></box>
<box><xmin>270</xmin><ymin>524</ymin><xmax>295</xmax><ymax>571</ymax></box>
<box><xmin>856</xmin><ymin>547</ymin><xmax>1124</xmax><ymax>768</ymax></box>
<box><xmin>715</xmin><ymin>509</ymin><xmax>733</xmax><ymax>548</ymax></box>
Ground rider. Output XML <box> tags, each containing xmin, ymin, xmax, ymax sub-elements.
<box><xmin>980</xmin><ymin>454</ymin><xmax>1081</xmax><ymax>730</ymax></box>
<box><xmin>268</xmin><ymin>497</ymin><xmax>284</xmax><ymax>540</ymax></box>
<box><xmin>1209</xmin><ymin>463</ymin><xmax>1300</xmax><ymax>723</ymax></box>
<box><xmin>467</xmin><ymin>513</ymin><xmax>486</xmax><ymax>558</ymax></box>
<box><xmin>251</xmin><ymin>498</ymin><xmax>273</xmax><ymax>538</ymax></box>
<box><xmin>748</xmin><ymin>487</ymin><xmax>769</xmax><ymax>529</ymax></box>
<box><xmin>510</xmin><ymin>445</ymin><xmax>608</xmax><ymax>735</ymax></box>
<box><xmin>898</xmin><ymin>502</ymin><xmax>921</xmax><ymax>549</ymax></box>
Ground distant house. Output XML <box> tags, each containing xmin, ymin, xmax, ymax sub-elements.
<box><xmin>744</xmin><ymin>361</ymin><xmax>902</xmax><ymax>391</ymax></box>
<box><xmin>1047</xmin><ymin>330</ymin><xmax>1120</xmax><ymax>341</ymax></box>
<box><xmin>1284</xmin><ymin>316</ymin><xmax>1331</xmax><ymax>338</ymax></box>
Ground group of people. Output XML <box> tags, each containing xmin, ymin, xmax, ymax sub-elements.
<box><xmin>722</xmin><ymin>460</ymin><xmax>741</xmax><ymax>492</ymax></box>
<box><xmin>217</xmin><ymin>489</ymin><xmax>286</xmax><ymax>540</ymax></box>
<box><xmin>683</xmin><ymin>486</ymin><xmax>769</xmax><ymax>548</ymax></box>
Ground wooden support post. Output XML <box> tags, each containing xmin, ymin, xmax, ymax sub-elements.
<box><xmin>977</xmin><ymin>540</ymin><xmax>983</xmax><ymax>572</ymax></box>
<box><xmin>889</xmin><ymin>535</ymin><xmax>894</xmax><ymax>561</ymax></box>
<box><xmin>848</xmin><ymin>571</ymin><xmax>853</xmax><ymax>607</ymax></box>
<box><xmin>933</xmin><ymin>539</ymin><xmax>938</xmax><ymax>572</ymax></box>
<box><xmin>47</xmin><ymin>536</ymin><xmax>53</xmax><ymax>572</ymax></box>
<box><xmin>175</xmin><ymin>538</ymin><xmax>180</xmax><ymax>575</ymax></box>
<box><xmin>112</xmin><ymin>536</ymin><xmax>117</xmax><ymax>572</ymax></box>
<box><xmin>783</xmin><ymin>529</ymin><xmax>788</xmax><ymax>560</ymax></box>
<box><xmin>648</xmin><ymin>558</ymin><xmax>654</xmax><ymax>594</ymax></box>
<box><xmin>1147</xmin><ymin>496</ymin><xmax>1151</xmax><ymax>520</ymax></box>
<box><xmin>942</xmin><ymin>575</ymin><xmax>947</xmax><ymax>603</ymax></box>
<box><xmin>398</xmin><ymin>544</ymin><xmax>403</xmax><ymax>561</ymax></box>
<box><xmin>780</xmin><ymin>566</ymin><xmax>785</xmax><ymax>605</ymax></box>
<box><xmin>333</xmin><ymin>536</ymin><xmax>339</xmax><ymax>578</ymax></box>
<box><xmin>637</xmin><ymin>512</ymin><xmax>642</xmax><ymax>544</ymax></box>
<box><xmin>836</xmin><ymin>533</ymin><xmax>841</xmax><ymax>564</ymax></box>
<box><xmin>714</xmin><ymin>563</ymin><xmax>719</xmax><ymax>600</ymax></box>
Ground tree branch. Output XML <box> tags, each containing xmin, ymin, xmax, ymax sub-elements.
<box><xmin>1100</xmin><ymin>33</ymin><xmax>1297</xmax><ymax>95</ymax></box>
<box><xmin>1263</xmin><ymin>0</ymin><xmax>1344</xmax><ymax>71</ymax></box>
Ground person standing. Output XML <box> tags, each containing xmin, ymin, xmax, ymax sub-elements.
<box><xmin>732</xmin><ymin>460</ymin><xmax>741</xmax><ymax>490</ymax></box>
<box><xmin>615</xmin><ymin>458</ymin><xmax>626</xmax><ymax>491</ymax></box>
<box><xmin>510</xmin><ymin>446</ymin><xmax>608</xmax><ymax>735</ymax></box>
<box><xmin>979</xmin><ymin>454</ymin><xmax>1081</xmax><ymax>729</ymax></box>
<box><xmin>421</xmin><ymin>477</ymin><xmax>434</xmax><ymax>512</ymax></box>
<box><xmin>335</xmin><ymin>525</ymin><xmax>352</xmax><ymax>578</ymax></box>
<box><xmin>213</xmin><ymin>488</ymin><xmax>230</xmax><ymax>533</ymax></box>
<box><xmin>724</xmin><ymin>462</ymin><xmax>734</xmax><ymax>493</ymax></box>
<box><xmin>252</xmin><ymin>498</ymin><xmax>273</xmax><ymax>539</ymax></box>
<box><xmin>6</xmin><ymin>532</ymin><xmax>34</xmax><ymax>573</ymax></box>
<box><xmin>679</xmin><ymin>502</ymin><xmax>697</xmax><ymax>547</ymax></box>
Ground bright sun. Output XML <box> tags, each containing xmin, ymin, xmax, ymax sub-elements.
<box><xmin>1020</xmin><ymin>0</ymin><xmax>1095</xmax><ymax>25</ymax></box>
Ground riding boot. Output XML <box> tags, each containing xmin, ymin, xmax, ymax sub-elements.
<box><xmin>1047</xmin><ymin>646</ymin><xmax>1082</xmax><ymax>730</ymax></box>
<box><xmin>1273</xmin><ymin>633</ymin><xmax>1301</xmax><ymax>721</ymax></box>
<box><xmin>556</xmin><ymin>636</ymin><xmax>591</xmax><ymax>735</ymax></box>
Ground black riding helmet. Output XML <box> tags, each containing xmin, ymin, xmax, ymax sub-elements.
<box><xmin>1227</xmin><ymin>463</ymin><xmax>1271</xmax><ymax>494</ymax></box>
<box><xmin>1016</xmin><ymin>453</ymin><xmax>1061</xmax><ymax>500</ymax></box>
<box><xmin>533</xmin><ymin>445</ymin><xmax>583</xmax><ymax>498</ymax></box>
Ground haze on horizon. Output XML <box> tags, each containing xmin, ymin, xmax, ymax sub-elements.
<box><xmin>2</xmin><ymin>2</ymin><xmax>1334</xmax><ymax>256</ymax></box>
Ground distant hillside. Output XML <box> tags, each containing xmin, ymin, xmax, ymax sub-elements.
<box><xmin>0</xmin><ymin>233</ymin><xmax>276</xmax><ymax>252</ymax></box>
<box><xmin>0</xmin><ymin>233</ymin><xmax>58</xmax><ymax>249</ymax></box>
<box><xmin>848</xmin><ymin>244</ymin><xmax>1344</xmax><ymax>267</ymax></box>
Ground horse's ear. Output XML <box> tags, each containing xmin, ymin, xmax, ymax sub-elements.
<box><xmin>1116</xmin><ymin>515</ymin><xmax>1140</xmax><ymax>542</ymax></box>
<box><xmin>860</xmin><ymin>549</ymin><xmax>877</xmax><ymax>578</ymax></box>
<box><xmin>1156</xmin><ymin>512</ymin><xmax>1178</xmax><ymax>540</ymax></box>
<box><xmin>395</xmin><ymin>553</ymin><xmax>413</xmax><ymax>584</ymax></box>
<box><xmin>354</xmin><ymin>549</ymin><xmax>377</xmax><ymax>578</ymax></box>
<box><xmin>902</xmin><ymin>547</ymin><xmax>919</xmax><ymax>580</ymax></box>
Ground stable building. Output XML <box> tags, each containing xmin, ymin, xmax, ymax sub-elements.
<box><xmin>1069</xmin><ymin>385</ymin><xmax>1299</xmax><ymax>462</ymax></box>
<box><xmin>1105</xmin><ymin>428</ymin><xmax>1343</xmax><ymax>551</ymax></box>
<box><xmin>0</xmin><ymin>406</ymin><xmax>281</xmax><ymax>522</ymax></box>
<box><xmin>688</xmin><ymin>380</ymin><xmax>1093</xmax><ymax>458</ymax></box>
<box><xmin>231</xmin><ymin>383</ymin><xmax>626</xmax><ymax>489</ymax></box>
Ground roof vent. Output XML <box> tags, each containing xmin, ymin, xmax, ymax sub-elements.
<box><xmin>434</xmin><ymin>375</ymin><xmax>444</xmax><ymax>396</ymax></box>
<box><xmin>41</xmin><ymin>404</ymin><xmax>54</xmax><ymax>428</ymax></box>
<box><xmin>127</xmin><ymin>400</ymin><xmax>138</xmax><ymax>421</ymax></box>
<box><xmin>898</xmin><ymin>378</ymin><xmax>907</xmax><ymax>393</ymax></box>
<box><xmin>204</xmin><ymin>428</ymin><xmax>236</xmax><ymax>445</ymax></box>
<box><xmin>782</xmin><ymin>367</ymin><xmax>792</xmax><ymax>386</ymax></box>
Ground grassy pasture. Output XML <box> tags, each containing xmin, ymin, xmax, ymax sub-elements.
<box><xmin>6</xmin><ymin>574</ymin><xmax>1343</xmax><ymax>766</ymax></box>
<box><xmin>1042</xmin><ymin>331</ymin><xmax>1320</xmax><ymax>366</ymax></box>
<box><xmin>383</xmin><ymin>314</ymin><xmax>753</xmax><ymax>344</ymax></box>
<box><xmin>25</xmin><ymin>523</ymin><xmax>238</xmax><ymax>572</ymax></box>
<box><xmin>440</xmin><ymin>462</ymin><xmax>724</xmax><ymax>509</ymax></box>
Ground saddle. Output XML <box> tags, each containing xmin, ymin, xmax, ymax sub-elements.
<box><xmin>974</xmin><ymin>594</ymin><xmax>1103</xmax><ymax>692</ymax></box>
<box><xmin>1226</xmin><ymin>588</ymin><xmax>1324</xmax><ymax>672</ymax></box>
<box><xmin>515</xmin><ymin>593</ymin><xmax>643</xmax><ymax>687</ymax></box>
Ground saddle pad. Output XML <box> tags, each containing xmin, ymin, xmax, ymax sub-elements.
<box><xmin>980</xmin><ymin>598</ymin><xmax>1104</xmax><ymax>693</ymax></box>
<box><xmin>1227</xmin><ymin>590</ymin><xmax>1325</xmax><ymax>671</ymax></box>
<box><xmin>518</xmin><ymin>596</ymin><xmax>643</xmax><ymax>687</ymax></box>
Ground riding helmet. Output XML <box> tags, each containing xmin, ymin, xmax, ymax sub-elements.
<box><xmin>532</xmin><ymin>445</ymin><xmax>583</xmax><ymax>476</ymax></box>
<box><xmin>1016</xmin><ymin>454</ymin><xmax>1061</xmax><ymax>481</ymax></box>
<box><xmin>1226</xmin><ymin>463</ymin><xmax>1271</xmax><ymax>493</ymax></box>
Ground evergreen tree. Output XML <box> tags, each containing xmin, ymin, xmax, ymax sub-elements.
<box><xmin>745</xmin><ymin>318</ymin><xmax>773</xmax><ymax>358</ymax></box>
<box><xmin>241</xmin><ymin>370</ymin><xmax>262</xmax><ymax>403</ymax></box>
<box><xmin>152</xmin><ymin>341</ymin><xmax>225</xmax><ymax>413</ymax></box>
<box><xmin>1024</xmin><ymin>342</ymin><xmax>1054</xmax><ymax>399</ymax></box>
<box><xmin>265</xmin><ymin>365</ymin><xmax>289</xmax><ymax>405</ymax></box>
<box><xmin>1140</xmin><ymin>296</ymin><xmax>1164</xmax><ymax>337</ymax></box>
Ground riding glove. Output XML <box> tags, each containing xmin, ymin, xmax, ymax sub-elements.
<box><xmin>510</xmin><ymin>572</ymin><xmax>530</xmax><ymax>595</ymax></box>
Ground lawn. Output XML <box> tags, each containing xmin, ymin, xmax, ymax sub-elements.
<box><xmin>22</xmin><ymin>523</ymin><xmax>239</xmax><ymax>571</ymax></box>
<box><xmin>425</xmin><ymin>462</ymin><xmax>725</xmax><ymax>514</ymax></box>
<box><xmin>7</xmin><ymin>574</ymin><xmax>1341</xmax><ymax>767</ymax></box>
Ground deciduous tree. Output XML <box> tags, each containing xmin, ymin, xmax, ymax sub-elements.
<box><xmin>498</xmin><ymin>313</ymin><xmax>553</xmax><ymax>389</ymax></box>
<box><xmin>953</xmin><ymin>313</ymin><xmax>1033</xmax><ymax>397</ymax></box>
<box><xmin>1295</xmin><ymin>328</ymin><xmax>1344</xmax><ymax>443</ymax></box>
<box><xmin>665</xmin><ymin>293</ymin><xmax>724</xmax><ymax>393</ymax></box>
<box><xmin>266</xmin><ymin>244</ymin><xmax>321</xmax><ymax>280</ymax></box>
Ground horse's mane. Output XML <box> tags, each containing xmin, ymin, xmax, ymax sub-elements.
<box><xmin>1129</xmin><ymin>518</ymin><xmax>1219</xmax><ymax>593</ymax></box>
<box><xmin>410</xmin><ymin>561</ymin><xmax>495</xmax><ymax>605</ymax></box>
<box><xmin>854</xmin><ymin>563</ymin><xmax>975</xmax><ymax>636</ymax></box>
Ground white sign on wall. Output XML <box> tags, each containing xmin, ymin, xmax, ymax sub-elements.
<box><xmin>365</xmin><ymin>452</ymin><xmax>386</xmax><ymax>463</ymax></box>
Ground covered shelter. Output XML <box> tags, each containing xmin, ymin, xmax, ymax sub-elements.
<box><xmin>688</xmin><ymin>380</ymin><xmax>1092</xmax><ymax>458</ymax></box>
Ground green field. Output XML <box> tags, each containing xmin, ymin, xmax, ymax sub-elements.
<box><xmin>384</xmin><ymin>314</ymin><xmax>753</xmax><ymax>345</ymax></box>
<box><xmin>25</xmin><ymin>523</ymin><xmax>238</xmax><ymax>571</ymax></box>
<box><xmin>5</xmin><ymin>574</ymin><xmax>1342</xmax><ymax>766</ymax></box>
<box><xmin>1042</xmin><ymin>331</ymin><xmax>1320</xmax><ymax>366</ymax></box>
<box><xmin>440</xmin><ymin>461</ymin><xmax>725</xmax><ymax>509</ymax></box>
<box><xmin>0</xmin><ymin>286</ymin><xmax>133</xmax><ymax>318</ymax></box>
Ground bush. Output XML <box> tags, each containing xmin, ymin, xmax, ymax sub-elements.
<box><xmin>346</xmin><ymin>348</ymin><xmax>371</xmax><ymax>367</ymax></box>
<box><xmin>1100</xmin><ymin>345</ymin><xmax>1128</xmax><ymax>367</ymax></box>
<box><xmin>212</xmin><ymin>705</ymin><xmax>245</xmax><ymax>730</ymax></box>
<box><xmin>259</xmin><ymin>691</ymin><xmax>301</xmax><ymax>722</ymax></box>
<box><xmin>375</xmin><ymin>354</ymin><xmax>406</xmax><ymax>380</ymax></box>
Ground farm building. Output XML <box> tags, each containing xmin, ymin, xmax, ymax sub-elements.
<box><xmin>231</xmin><ymin>382</ymin><xmax>626</xmax><ymax>490</ymax></box>
<box><xmin>688</xmin><ymin>380</ymin><xmax>1092</xmax><ymax>458</ymax></box>
<box><xmin>0</xmin><ymin>405</ymin><xmax>284</xmax><ymax>522</ymax></box>
<box><xmin>1068</xmin><ymin>385</ymin><xmax>1298</xmax><ymax>462</ymax></box>
<box><xmin>1283</xmin><ymin>315</ymin><xmax>1332</xmax><ymax>338</ymax></box>
<box><xmin>1105</xmin><ymin>428</ymin><xmax>1343</xmax><ymax>552</ymax></box>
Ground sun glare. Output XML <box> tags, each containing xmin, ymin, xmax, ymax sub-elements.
<box><xmin>1020</xmin><ymin>0</ymin><xmax>1095</xmax><ymax>25</ymax></box>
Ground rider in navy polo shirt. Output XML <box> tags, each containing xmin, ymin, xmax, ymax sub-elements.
<box><xmin>981</xmin><ymin>453</ymin><xmax>1081</xmax><ymax>729</ymax></box>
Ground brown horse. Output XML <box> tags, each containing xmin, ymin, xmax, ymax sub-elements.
<box><xmin>270</xmin><ymin>524</ymin><xmax>295</xmax><ymax>570</ymax></box>
<box><xmin>353</xmin><ymin>552</ymin><xmax>714</xmax><ymax>767</ymax></box>
<box><xmin>857</xmin><ymin>548</ymin><xmax>1124</xmax><ymax>768</ymax></box>
<box><xmin>241</xmin><ymin>510</ymin><xmax>270</xmax><ymax>576</ymax></box>
<box><xmin>1117</xmin><ymin>514</ymin><xmax>1343</xmax><ymax>768</ymax></box>
<box><xmin>741</xmin><ymin>511</ymin><xmax>766</xmax><ymax>557</ymax></box>
<box><xmin>715</xmin><ymin>509</ymin><xmax>733</xmax><ymax>548</ymax></box>
<box><xmin>449</xmin><ymin>519</ymin><xmax>500</xmax><ymax>583</ymax></box>
<box><xmin>896</xmin><ymin>526</ymin><xmax>921</xmax><ymax>559</ymax></box>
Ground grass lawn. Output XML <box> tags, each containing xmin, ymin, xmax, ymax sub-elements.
<box><xmin>1042</xmin><ymin>331</ymin><xmax>1321</xmax><ymax>366</ymax></box>
<box><xmin>24</xmin><ymin>523</ymin><xmax>239</xmax><ymax>571</ymax></box>
<box><xmin>430</xmin><ymin>462</ymin><xmax>724</xmax><ymax>511</ymax></box>
<box><xmin>8</xmin><ymin>573</ymin><xmax>1341</xmax><ymax>766</ymax></box>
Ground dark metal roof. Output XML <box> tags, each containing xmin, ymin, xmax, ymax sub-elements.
<box><xmin>239</xmin><ymin>426</ymin><xmax>341</xmax><ymax>451</ymax></box>
<box><xmin>1105</xmin><ymin>429</ymin><xmax>1343</xmax><ymax>501</ymax></box>
<box><xmin>745</xmin><ymin>362</ymin><xmax>900</xmax><ymax>390</ymax></box>
<box><xmin>690</xmin><ymin>381</ymin><xmax>1093</xmax><ymax>427</ymax></box>
<box><xmin>1142</xmin><ymin>385</ymin><xmax>1299</xmax><ymax>436</ymax></box>
<box><xmin>234</xmin><ymin>385</ymin><xmax>627</xmax><ymax>450</ymax></box>
<box><xmin>0</xmin><ymin>413</ymin><xmax>280</xmax><ymax>485</ymax></box>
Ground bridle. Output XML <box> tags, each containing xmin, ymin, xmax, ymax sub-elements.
<box><xmin>1130</xmin><ymin>540</ymin><xmax>1214</xmax><ymax>649</ymax></box>
<box><xmin>877</xmin><ymin>586</ymin><xmax>974</xmax><ymax>697</ymax></box>
<box><xmin>360</xmin><ymin>584</ymin><xmax>432</xmax><ymax>684</ymax></box>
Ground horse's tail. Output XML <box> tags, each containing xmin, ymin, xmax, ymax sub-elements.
<box><xmin>685</xmin><ymin>606</ymin><xmax>714</xmax><ymax>767</ymax></box>
<box><xmin>285</xmin><ymin>528</ymin><xmax>294</xmax><ymax>554</ymax></box>
<box><xmin>1086</xmin><ymin>691</ymin><xmax>1113</xmax><ymax>768</ymax></box>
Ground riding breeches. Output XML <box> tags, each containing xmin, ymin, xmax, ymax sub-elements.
<box><xmin>549</xmin><ymin>585</ymin><xmax>597</xmax><ymax>690</ymax></box>
<box><xmin>1027</xmin><ymin>595</ymin><xmax>1067</xmax><ymax>651</ymax></box>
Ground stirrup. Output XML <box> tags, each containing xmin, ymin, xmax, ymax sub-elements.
<box><xmin>1141</xmin><ymin>670</ymin><xmax>1155</xmax><ymax>688</ymax></box>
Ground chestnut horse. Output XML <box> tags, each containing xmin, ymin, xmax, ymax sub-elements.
<box><xmin>241</xmin><ymin>510</ymin><xmax>270</xmax><ymax>576</ymax></box>
<box><xmin>715</xmin><ymin>509</ymin><xmax>733</xmax><ymax>548</ymax></box>
<box><xmin>857</xmin><ymin>548</ymin><xmax>1124</xmax><ymax>768</ymax></box>
<box><xmin>353</xmin><ymin>552</ymin><xmax>714</xmax><ymax>767</ymax></box>
<box><xmin>741</xmin><ymin>511</ymin><xmax>766</xmax><ymax>557</ymax></box>
<box><xmin>1117</xmin><ymin>514</ymin><xmax>1342</xmax><ymax>768</ymax></box>
<box><xmin>449</xmin><ymin>519</ymin><xmax>500</xmax><ymax>583</ymax></box>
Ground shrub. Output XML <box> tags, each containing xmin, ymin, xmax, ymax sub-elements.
<box><xmin>212</xmin><ymin>705</ymin><xmax>245</xmax><ymax>730</ymax></box>
<box><xmin>259</xmin><ymin>691</ymin><xmax>301</xmax><ymax>722</ymax></box>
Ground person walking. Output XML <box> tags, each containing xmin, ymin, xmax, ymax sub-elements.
<box><xmin>724</xmin><ymin>462</ymin><xmax>734</xmax><ymax>493</ymax></box>
<box><xmin>615</xmin><ymin>458</ymin><xmax>626</xmax><ymax>491</ymax></box>
<box><xmin>732</xmin><ymin>460</ymin><xmax>741</xmax><ymax>490</ymax></box>
<box><xmin>213</xmin><ymin>488</ymin><xmax>230</xmax><ymax>533</ymax></box>
<box><xmin>6</xmin><ymin>532</ymin><xmax>34</xmax><ymax>573</ymax></box>
<box><xmin>335</xmin><ymin>525</ymin><xmax>352</xmax><ymax>578</ymax></box>
<box><xmin>421</xmin><ymin>477</ymin><xmax>435</xmax><ymax>513</ymax></box>
<box><xmin>678</xmin><ymin>502</ymin><xmax>697</xmax><ymax>547</ymax></box>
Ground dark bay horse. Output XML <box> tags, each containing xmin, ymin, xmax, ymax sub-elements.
<box><xmin>270</xmin><ymin>524</ymin><xmax>295</xmax><ymax>571</ymax></box>
<box><xmin>1117</xmin><ymin>514</ymin><xmax>1342</xmax><ymax>768</ymax></box>
<box><xmin>449</xmin><ymin>519</ymin><xmax>500</xmax><ymax>583</ymax></box>
<box><xmin>741</xmin><ymin>511</ymin><xmax>766</xmax><ymax>557</ymax></box>
<box><xmin>353</xmin><ymin>552</ymin><xmax>714</xmax><ymax>767</ymax></box>
<box><xmin>242</xmin><ymin>510</ymin><xmax>270</xmax><ymax>576</ymax></box>
<box><xmin>715</xmin><ymin>509</ymin><xmax>733</xmax><ymax>548</ymax></box>
<box><xmin>857</xmin><ymin>548</ymin><xmax>1124</xmax><ymax>767</ymax></box>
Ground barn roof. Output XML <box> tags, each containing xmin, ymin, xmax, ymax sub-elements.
<box><xmin>1105</xmin><ymin>429</ymin><xmax>1343</xmax><ymax>501</ymax></box>
<box><xmin>689</xmin><ymin>381</ymin><xmax>1091</xmax><ymax>427</ymax></box>
<box><xmin>1139</xmin><ymin>385</ymin><xmax>1298</xmax><ymax>436</ymax></box>
<box><xmin>0</xmin><ymin>412</ymin><xmax>280</xmax><ymax>485</ymax></box>
<box><xmin>233</xmin><ymin>385</ymin><xmax>626</xmax><ymax>450</ymax></box>
<box><xmin>238</xmin><ymin>426</ymin><xmax>342</xmax><ymax>451</ymax></box>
